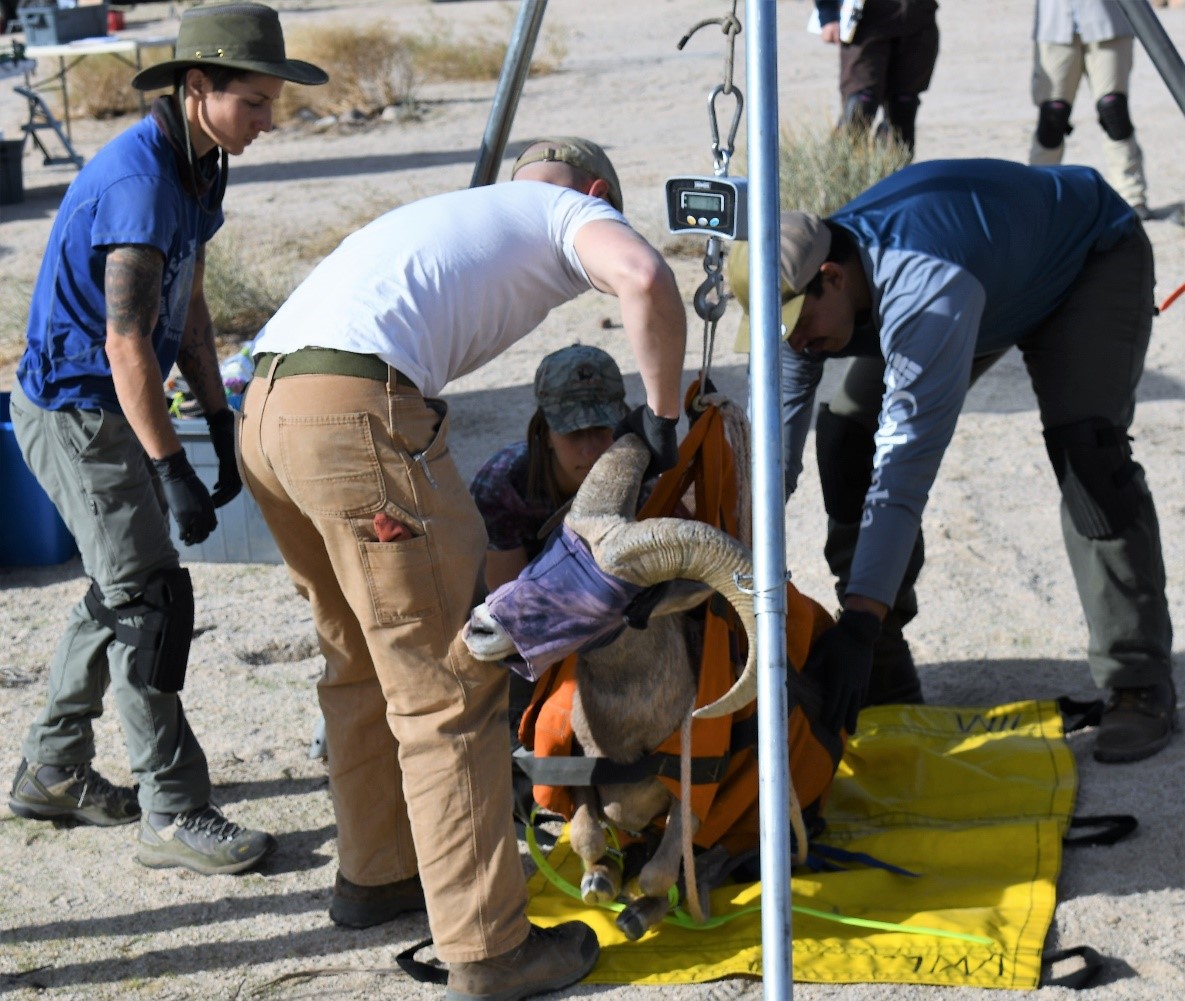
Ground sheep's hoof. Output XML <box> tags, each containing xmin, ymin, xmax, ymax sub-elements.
<box><xmin>580</xmin><ymin>862</ymin><xmax>622</xmax><ymax>905</ymax></box>
<box><xmin>616</xmin><ymin>894</ymin><xmax>670</xmax><ymax>941</ymax></box>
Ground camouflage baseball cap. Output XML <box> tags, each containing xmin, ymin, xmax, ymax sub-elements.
<box><xmin>511</xmin><ymin>136</ymin><xmax>624</xmax><ymax>213</ymax></box>
<box><xmin>534</xmin><ymin>345</ymin><xmax>628</xmax><ymax>435</ymax></box>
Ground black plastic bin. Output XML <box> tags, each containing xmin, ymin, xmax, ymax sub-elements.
<box><xmin>0</xmin><ymin>138</ymin><xmax>22</xmax><ymax>205</ymax></box>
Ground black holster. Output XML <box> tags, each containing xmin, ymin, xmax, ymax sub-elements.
<box><xmin>84</xmin><ymin>567</ymin><xmax>194</xmax><ymax>692</ymax></box>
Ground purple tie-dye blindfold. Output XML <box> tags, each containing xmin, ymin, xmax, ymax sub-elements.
<box><xmin>483</xmin><ymin>524</ymin><xmax>647</xmax><ymax>681</ymax></box>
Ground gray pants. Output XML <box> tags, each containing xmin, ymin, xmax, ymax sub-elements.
<box><xmin>822</xmin><ymin>224</ymin><xmax>1171</xmax><ymax>690</ymax></box>
<box><xmin>9</xmin><ymin>382</ymin><xmax>210</xmax><ymax>813</ymax></box>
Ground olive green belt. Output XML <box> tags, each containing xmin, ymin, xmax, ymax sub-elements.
<box><xmin>254</xmin><ymin>348</ymin><xmax>417</xmax><ymax>390</ymax></box>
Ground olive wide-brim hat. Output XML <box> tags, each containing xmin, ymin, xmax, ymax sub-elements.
<box><xmin>131</xmin><ymin>2</ymin><xmax>329</xmax><ymax>92</ymax></box>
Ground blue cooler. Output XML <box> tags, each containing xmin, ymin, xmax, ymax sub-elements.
<box><xmin>0</xmin><ymin>391</ymin><xmax>79</xmax><ymax>567</ymax></box>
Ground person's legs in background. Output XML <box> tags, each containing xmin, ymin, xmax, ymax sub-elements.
<box><xmin>1083</xmin><ymin>36</ymin><xmax>1150</xmax><ymax>215</ymax></box>
<box><xmin>1030</xmin><ymin>38</ymin><xmax>1084</xmax><ymax>167</ymax></box>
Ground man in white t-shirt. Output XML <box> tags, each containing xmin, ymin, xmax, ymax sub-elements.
<box><xmin>240</xmin><ymin>137</ymin><xmax>686</xmax><ymax>1001</ymax></box>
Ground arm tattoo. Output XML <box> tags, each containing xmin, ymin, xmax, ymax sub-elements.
<box><xmin>105</xmin><ymin>246</ymin><xmax>164</xmax><ymax>338</ymax></box>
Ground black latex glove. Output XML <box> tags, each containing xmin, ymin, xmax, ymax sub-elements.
<box><xmin>614</xmin><ymin>404</ymin><xmax>679</xmax><ymax>479</ymax></box>
<box><xmin>205</xmin><ymin>408</ymin><xmax>242</xmax><ymax>508</ymax></box>
<box><xmin>804</xmin><ymin>608</ymin><xmax>880</xmax><ymax>735</ymax></box>
<box><xmin>153</xmin><ymin>449</ymin><xmax>217</xmax><ymax>546</ymax></box>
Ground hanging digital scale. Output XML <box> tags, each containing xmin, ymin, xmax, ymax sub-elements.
<box><xmin>664</xmin><ymin>175</ymin><xmax>748</xmax><ymax>241</ymax></box>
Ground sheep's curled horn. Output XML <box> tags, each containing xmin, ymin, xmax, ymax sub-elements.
<box><xmin>566</xmin><ymin>433</ymin><xmax>757</xmax><ymax>719</ymax></box>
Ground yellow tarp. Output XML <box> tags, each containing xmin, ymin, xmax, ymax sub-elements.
<box><xmin>525</xmin><ymin>699</ymin><xmax>1077</xmax><ymax>989</ymax></box>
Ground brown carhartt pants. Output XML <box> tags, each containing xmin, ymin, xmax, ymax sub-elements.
<box><xmin>238</xmin><ymin>364</ymin><xmax>529</xmax><ymax>962</ymax></box>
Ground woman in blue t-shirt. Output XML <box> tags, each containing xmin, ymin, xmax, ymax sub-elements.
<box><xmin>8</xmin><ymin>4</ymin><xmax>326</xmax><ymax>880</ymax></box>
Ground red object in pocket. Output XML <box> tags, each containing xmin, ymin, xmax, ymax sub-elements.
<box><xmin>374</xmin><ymin>512</ymin><xmax>412</xmax><ymax>543</ymax></box>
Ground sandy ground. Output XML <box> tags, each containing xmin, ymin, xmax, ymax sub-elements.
<box><xmin>1</xmin><ymin>0</ymin><xmax>1184</xmax><ymax>998</ymax></box>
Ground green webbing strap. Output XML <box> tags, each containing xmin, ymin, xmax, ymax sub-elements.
<box><xmin>524</xmin><ymin>811</ymin><xmax>994</xmax><ymax>944</ymax></box>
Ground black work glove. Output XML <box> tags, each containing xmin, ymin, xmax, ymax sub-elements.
<box><xmin>205</xmin><ymin>408</ymin><xmax>242</xmax><ymax>508</ymax></box>
<box><xmin>153</xmin><ymin>449</ymin><xmax>217</xmax><ymax>546</ymax></box>
<box><xmin>804</xmin><ymin>608</ymin><xmax>880</xmax><ymax>735</ymax></box>
<box><xmin>685</xmin><ymin>376</ymin><xmax>719</xmax><ymax>427</ymax></box>
<box><xmin>614</xmin><ymin>404</ymin><xmax>679</xmax><ymax>479</ymax></box>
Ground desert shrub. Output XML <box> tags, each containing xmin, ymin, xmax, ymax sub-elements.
<box><xmin>62</xmin><ymin>11</ymin><xmax>562</xmax><ymax>123</ymax></box>
<box><xmin>405</xmin><ymin>8</ymin><xmax>567</xmax><ymax>81</ymax></box>
<box><xmin>660</xmin><ymin>234</ymin><xmax>715</xmax><ymax>259</ymax></box>
<box><xmin>64</xmin><ymin>55</ymin><xmax>144</xmax><ymax>119</ymax></box>
<box><xmin>276</xmin><ymin>22</ymin><xmax>417</xmax><ymax>120</ymax></box>
<box><xmin>67</xmin><ymin>21</ymin><xmax>416</xmax><ymax>122</ymax></box>
<box><xmin>204</xmin><ymin>234</ymin><xmax>294</xmax><ymax>342</ymax></box>
<box><xmin>778</xmin><ymin>121</ymin><xmax>912</xmax><ymax>216</ymax></box>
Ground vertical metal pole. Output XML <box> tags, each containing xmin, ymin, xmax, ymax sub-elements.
<box><xmin>745</xmin><ymin>0</ymin><xmax>792</xmax><ymax>997</ymax></box>
<box><xmin>469</xmin><ymin>0</ymin><xmax>548</xmax><ymax>188</ymax></box>
<box><xmin>1123</xmin><ymin>0</ymin><xmax>1185</xmax><ymax>119</ymax></box>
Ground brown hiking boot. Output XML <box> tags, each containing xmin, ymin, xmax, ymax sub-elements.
<box><xmin>445</xmin><ymin>921</ymin><xmax>600</xmax><ymax>1001</ymax></box>
<box><xmin>1093</xmin><ymin>679</ymin><xmax>1178</xmax><ymax>763</ymax></box>
<box><xmin>329</xmin><ymin>870</ymin><xmax>425</xmax><ymax>928</ymax></box>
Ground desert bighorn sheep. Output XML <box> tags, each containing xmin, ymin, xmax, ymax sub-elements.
<box><xmin>464</xmin><ymin>430</ymin><xmax>812</xmax><ymax>939</ymax></box>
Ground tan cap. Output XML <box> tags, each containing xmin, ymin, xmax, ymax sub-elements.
<box><xmin>727</xmin><ymin>211</ymin><xmax>831</xmax><ymax>352</ymax></box>
<box><xmin>511</xmin><ymin>136</ymin><xmax>624</xmax><ymax>213</ymax></box>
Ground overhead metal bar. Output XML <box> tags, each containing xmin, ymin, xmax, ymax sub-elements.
<box><xmin>744</xmin><ymin>0</ymin><xmax>793</xmax><ymax>996</ymax></box>
<box><xmin>469</xmin><ymin>0</ymin><xmax>548</xmax><ymax>187</ymax></box>
<box><xmin>1124</xmin><ymin>0</ymin><xmax>1185</xmax><ymax>120</ymax></box>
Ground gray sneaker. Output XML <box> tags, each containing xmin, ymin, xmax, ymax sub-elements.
<box><xmin>136</xmin><ymin>804</ymin><xmax>275</xmax><ymax>875</ymax></box>
<box><xmin>9</xmin><ymin>758</ymin><xmax>140</xmax><ymax>827</ymax></box>
<box><xmin>445</xmin><ymin>921</ymin><xmax>600</xmax><ymax>1001</ymax></box>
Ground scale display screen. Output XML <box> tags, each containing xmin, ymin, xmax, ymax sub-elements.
<box><xmin>664</xmin><ymin>176</ymin><xmax>747</xmax><ymax>240</ymax></box>
<box><xmin>680</xmin><ymin>191</ymin><xmax>726</xmax><ymax>213</ymax></box>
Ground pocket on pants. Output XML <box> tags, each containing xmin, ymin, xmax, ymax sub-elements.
<box><xmin>278</xmin><ymin>412</ymin><xmax>385</xmax><ymax>517</ymax></box>
<box><xmin>360</xmin><ymin>533</ymin><xmax>441</xmax><ymax>625</ymax></box>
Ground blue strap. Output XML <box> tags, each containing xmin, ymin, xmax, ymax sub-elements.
<box><xmin>804</xmin><ymin>842</ymin><xmax>921</xmax><ymax>877</ymax></box>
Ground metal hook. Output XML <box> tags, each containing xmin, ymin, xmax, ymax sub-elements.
<box><xmin>693</xmin><ymin>272</ymin><xmax>728</xmax><ymax>323</ymax></box>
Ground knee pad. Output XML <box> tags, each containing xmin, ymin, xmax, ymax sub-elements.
<box><xmin>85</xmin><ymin>567</ymin><xmax>195</xmax><ymax>692</ymax></box>
<box><xmin>1036</xmin><ymin>100</ymin><xmax>1073</xmax><ymax>149</ymax></box>
<box><xmin>1043</xmin><ymin>419</ymin><xmax>1145</xmax><ymax>539</ymax></box>
<box><xmin>882</xmin><ymin>94</ymin><xmax>920</xmax><ymax>150</ymax></box>
<box><xmin>840</xmin><ymin>89</ymin><xmax>879</xmax><ymax>131</ymax></box>
<box><xmin>815</xmin><ymin>403</ymin><xmax>875</xmax><ymax>523</ymax></box>
<box><xmin>1097</xmin><ymin>92</ymin><xmax>1134</xmax><ymax>141</ymax></box>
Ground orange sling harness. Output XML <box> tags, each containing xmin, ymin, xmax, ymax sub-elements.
<box><xmin>517</xmin><ymin>393</ymin><xmax>843</xmax><ymax>857</ymax></box>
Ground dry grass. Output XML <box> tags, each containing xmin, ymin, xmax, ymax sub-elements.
<box><xmin>49</xmin><ymin>11</ymin><xmax>564</xmax><ymax>123</ymax></box>
<box><xmin>660</xmin><ymin>233</ymin><xmax>716</xmax><ymax>260</ymax></box>
<box><xmin>65</xmin><ymin>55</ymin><xmax>145</xmax><ymax>120</ymax></box>
<box><xmin>204</xmin><ymin>198</ymin><xmax>392</xmax><ymax>343</ymax></box>
<box><xmin>294</xmin><ymin>202</ymin><xmax>392</xmax><ymax>264</ymax></box>
<box><xmin>203</xmin><ymin>233</ymin><xmax>294</xmax><ymax>342</ymax></box>
<box><xmin>778</xmin><ymin>120</ymin><xmax>913</xmax><ymax>216</ymax></box>
<box><xmin>405</xmin><ymin>7</ymin><xmax>568</xmax><ymax>81</ymax></box>
<box><xmin>275</xmin><ymin>22</ymin><xmax>417</xmax><ymax>121</ymax></box>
